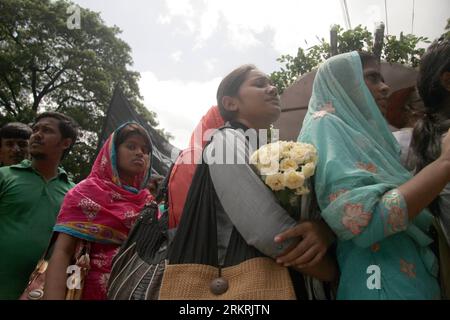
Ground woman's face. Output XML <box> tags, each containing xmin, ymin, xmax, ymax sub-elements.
<box><xmin>233</xmin><ymin>69</ymin><xmax>281</xmax><ymax>129</ymax></box>
<box><xmin>363</xmin><ymin>60</ymin><xmax>390</xmax><ymax>116</ymax></box>
<box><xmin>116</xmin><ymin>133</ymin><xmax>150</xmax><ymax>184</ymax></box>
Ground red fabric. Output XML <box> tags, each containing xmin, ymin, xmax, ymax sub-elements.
<box><xmin>168</xmin><ymin>106</ymin><xmax>224</xmax><ymax>228</ymax></box>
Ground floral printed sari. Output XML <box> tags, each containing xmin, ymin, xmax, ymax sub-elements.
<box><xmin>299</xmin><ymin>52</ymin><xmax>440</xmax><ymax>299</ymax></box>
<box><xmin>54</xmin><ymin>123</ymin><xmax>153</xmax><ymax>299</ymax></box>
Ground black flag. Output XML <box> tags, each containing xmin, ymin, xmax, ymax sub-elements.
<box><xmin>97</xmin><ymin>87</ymin><xmax>180</xmax><ymax>177</ymax></box>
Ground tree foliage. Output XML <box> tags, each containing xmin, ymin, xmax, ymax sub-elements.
<box><xmin>270</xmin><ymin>23</ymin><xmax>437</xmax><ymax>94</ymax></box>
<box><xmin>0</xmin><ymin>0</ymin><xmax>170</xmax><ymax>181</ymax></box>
<box><xmin>443</xmin><ymin>18</ymin><xmax>450</xmax><ymax>39</ymax></box>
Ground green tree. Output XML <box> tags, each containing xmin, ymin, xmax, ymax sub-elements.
<box><xmin>443</xmin><ymin>18</ymin><xmax>450</xmax><ymax>39</ymax></box>
<box><xmin>0</xmin><ymin>0</ymin><xmax>171</xmax><ymax>181</ymax></box>
<box><xmin>270</xmin><ymin>24</ymin><xmax>433</xmax><ymax>94</ymax></box>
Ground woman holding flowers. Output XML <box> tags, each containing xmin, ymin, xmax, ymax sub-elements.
<box><xmin>200</xmin><ymin>64</ymin><xmax>338</xmax><ymax>298</ymax></box>
<box><xmin>297</xmin><ymin>51</ymin><xmax>450</xmax><ymax>299</ymax></box>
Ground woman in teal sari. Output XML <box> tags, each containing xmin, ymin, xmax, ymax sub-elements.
<box><xmin>297</xmin><ymin>51</ymin><xmax>450</xmax><ymax>299</ymax></box>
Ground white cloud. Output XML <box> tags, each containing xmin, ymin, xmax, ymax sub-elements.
<box><xmin>157</xmin><ymin>14</ymin><xmax>171</xmax><ymax>25</ymax></box>
<box><xmin>139</xmin><ymin>71</ymin><xmax>221</xmax><ymax>149</ymax></box>
<box><xmin>364</xmin><ymin>5</ymin><xmax>384</xmax><ymax>31</ymax></box>
<box><xmin>196</xmin><ymin>5</ymin><xmax>220</xmax><ymax>45</ymax></box>
<box><xmin>204</xmin><ymin>58</ymin><xmax>218</xmax><ymax>73</ymax></box>
<box><xmin>170</xmin><ymin>50</ymin><xmax>183</xmax><ymax>62</ymax></box>
<box><xmin>147</xmin><ymin>1</ymin><xmax>348</xmax><ymax>148</ymax></box>
<box><xmin>163</xmin><ymin>0</ymin><xmax>195</xmax><ymax>18</ymax></box>
<box><xmin>160</xmin><ymin>0</ymin><xmax>346</xmax><ymax>55</ymax></box>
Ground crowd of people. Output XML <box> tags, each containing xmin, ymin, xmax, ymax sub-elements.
<box><xmin>0</xmin><ymin>37</ymin><xmax>449</xmax><ymax>300</ymax></box>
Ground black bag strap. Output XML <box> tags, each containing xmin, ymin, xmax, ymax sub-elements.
<box><xmin>41</xmin><ymin>232</ymin><xmax>59</xmax><ymax>261</ymax></box>
<box><xmin>155</xmin><ymin>162</ymin><xmax>175</xmax><ymax>204</ymax></box>
<box><xmin>167</xmin><ymin>124</ymin><xmax>240</xmax><ymax>267</ymax></box>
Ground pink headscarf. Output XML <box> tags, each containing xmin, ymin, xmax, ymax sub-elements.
<box><xmin>54</xmin><ymin>123</ymin><xmax>153</xmax><ymax>244</ymax></box>
<box><xmin>168</xmin><ymin>106</ymin><xmax>224</xmax><ymax>228</ymax></box>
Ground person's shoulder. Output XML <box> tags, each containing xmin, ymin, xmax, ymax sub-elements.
<box><xmin>68</xmin><ymin>180</ymin><xmax>76</xmax><ymax>188</ymax></box>
<box><xmin>0</xmin><ymin>166</ymin><xmax>10</xmax><ymax>182</ymax></box>
<box><xmin>0</xmin><ymin>165</ymin><xmax>23</xmax><ymax>190</ymax></box>
<box><xmin>0</xmin><ymin>166</ymin><xmax>10</xmax><ymax>174</ymax></box>
<box><xmin>0</xmin><ymin>162</ymin><xmax>31</xmax><ymax>177</ymax></box>
<box><xmin>56</xmin><ymin>165</ymin><xmax>76</xmax><ymax>184</ymax></box>
<box><xmin>302</xmin><ymin>111</ymin><xmax>348</xmax><ymax>137</ymax></box>
<box><xmin>1</xmin><ymin>159</ymin><xmax>33</xmax><ymax>171</ymax></box>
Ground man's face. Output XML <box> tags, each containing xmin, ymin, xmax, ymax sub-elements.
<box><xmin>0</xmin><ymin>138</ymin><xmax>29</xmax><ymax>166</ymax></box>
<box><xmin>363</xmin><ymin>61</ymin><xmax>391</xmax><ymax>116</ymax></box>
<box><xmin>29</xmin><ymin>117</ymin><xmax>70</xmax><ymax>161</ymax></box>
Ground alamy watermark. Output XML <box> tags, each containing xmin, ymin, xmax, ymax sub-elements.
<box><xmin>66</xmin><ymin>264</ymin><xmax>82</xmax><ymax>290</ymax></box>
<box><xmin>66</xmin><ymin>5</ymin><xmax>81</xmax><ymax>30</ymax></box>
<box><xmin>366</xmin><ymin>265</ymin><xmax>381</xmax><ymax>290</ymax></box>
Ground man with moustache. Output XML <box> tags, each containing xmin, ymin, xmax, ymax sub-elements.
<box><xmin>0</xmin><ymin>112</ymin><xmax>78</xmax><ymax>299</ymax></box>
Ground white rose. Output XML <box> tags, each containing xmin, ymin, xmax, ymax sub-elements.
<box><xmin>259</xmin><ymin>158</ymin><xmax>280</xmax><ymax>175</ymax></box>
<box><xmin>290</xmin><ymin>143</ymin><xmax>318</xmax><ymax>165</ymax></box>
<box><xmin>279</xmin><ymin>158</ymin><xmax>298</xmax><ymax>172</ymax></box>
<box><xmin>268</xmin><ymin>144</ymin><xmax>281</xmax><ymax>161</ymax></box>
<box><xmin>251</xmin><ymin>148</ymin><xmax>274</xmax><ymax>172</ymax></box>
<box><xmin>289</xmin><ymin>147</ymin><xmax>307</xmax><ymax>164</ymax></box>
<box><xmin>301</xmin><ymin>162</ymin><xmax>316</xmax><ymax>178</ymax></box>
<box><xmin>259</xmin><ymin>152</ymin><xmax>273</xmax><ymax>167</ymax></box>
<box><xmin>265</xmin><ymin>173</ymin><xmax>285</xmax><ymax>191</ymax></box>
<box><xmin>283</xmin><ymin>170</ymin><xmax>305</xmax><ymax>190</ymax></box>
<box><xmin>250</xmin><ymin>150</ymin><xmax>259</xmax><ymax>166</ymax></box>
<box><xmin>279</xmin><ymin>141</ymin><xmax>292</xmax><ymax>157</ymax></box>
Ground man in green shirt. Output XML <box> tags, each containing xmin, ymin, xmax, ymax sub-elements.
<box><xmin>0</xmin><ymin>112</ymin><xmax>78</xmax><ymax>299</ymax></box>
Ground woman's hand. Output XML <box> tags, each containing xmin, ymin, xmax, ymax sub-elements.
<box><xmin>274</xmin><ymin>220</ymin><xmax>335</xmax><ymax>269</ymax></box>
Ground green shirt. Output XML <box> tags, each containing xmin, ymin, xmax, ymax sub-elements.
<box><xmin>0</xmin><ymin>160</ymin><xmax>75</xmax><ymax>299</ymax></box>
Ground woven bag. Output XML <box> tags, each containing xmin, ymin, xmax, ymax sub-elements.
<box><xmin>159</xmin><ymin>257</ymin><xmax>295</xmax><ymax>300</ymax></box>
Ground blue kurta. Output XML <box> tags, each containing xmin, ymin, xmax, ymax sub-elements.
<box><xmin>298</xmin><ymin>52</ymin><xmax>440</xmax><ymax>300</ymax></box>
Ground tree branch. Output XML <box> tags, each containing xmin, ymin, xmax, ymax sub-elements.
<box><xmin>54</xmin><ymin>95</ymin><xmax>98</xmax><ymax>112</ymax></box>
<box><xmin>1</xmin><ymin>75</ymin><xmax>21</xmax><ymax>113</ymax></box>
<box><xmin>33</xmin><ymin>68</ymin><xmax>66</xmax><ymax>111</ymax></box>
<box><xmin>31</xmin><ymin>67</ymin><xmax>38</xmax><ymax>103</ymax></box>
<box><xmin>0</xmin><ymin>90</ymin><xmax>17</xmax><ymax>117</ymax></box>
<box><xmin>46</xmin><ymin>79</ymin><xmax>79</xmax><ymax>95</ymax></box>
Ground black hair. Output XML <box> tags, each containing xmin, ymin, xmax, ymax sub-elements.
<box><xmin>416</xmin><ymin>38</ymin><xmax>450</xmax><ymax>111</ymax></box>
<box><xmin>358</xmin><ymin>51</ymin><xmax>379</xmax><ymax>69</ymax></box>
<box><xmin>34</xmin><ymin>111</ymin><xmax>79</xmax><ymax>160</ymax></box>
<box><xmin>0</xmin><ymin>122</ymin><xmax>32</xmax><ymax>147</ymax></box>
<box><xmin>114</xmin><ymin>123</ymin><xmax>152</xmax><ymax>154</ymax></box>
<box><xmin>410</xmin><ymin>38</ymin><xmax>450</xmax><ymax>216</ymax></box>
<box><xmin>216</xmin><ymin>64</ymin><xmax>256</xmax><ymax>121</ymax></box>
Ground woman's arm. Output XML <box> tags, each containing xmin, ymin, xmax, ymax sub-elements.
<box><xmin>398</xmin><ymin>129</ymin><xmax>450</xmax><ymax>219</ymax></box>
<box><xmin>43</xmin><ymin>233</ymin><xmax>78</xmax><ymax>300</ymax></box>
<box><xmin>399</xmin><ymin>160</ymin><xmax>450</xmax><ymax>220</ymax></box>
<box><xmin>307</xmin><ymin>126</ymin><xmax>450</xmax><ymax>248</ymax></box>
<box><xmin>206</xmin><ymin>130</ymin><xmax>298</xmax><ymax>258</ymax></box>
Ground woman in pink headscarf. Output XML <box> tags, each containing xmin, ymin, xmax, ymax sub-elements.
<box><xmin>44</xmin><ymin>123</ymin><xmax>153</xmax><ymax>300</ymax></box>
<box><xmin>167</xmin><ymin>106</ymin><xmax>224</xmax><ymax>228</ymax></box>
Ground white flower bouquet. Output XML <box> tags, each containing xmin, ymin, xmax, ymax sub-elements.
<box><xmin>250</xmin><ymin>141</ymin><xmax>318</xmax><ymax>217</ymax></box>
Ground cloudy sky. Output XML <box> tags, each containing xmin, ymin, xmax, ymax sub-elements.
<box><xmin>72</xmin><ymin>0</ymin><xmax>449</xmax><ymax>149</ymax></box>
